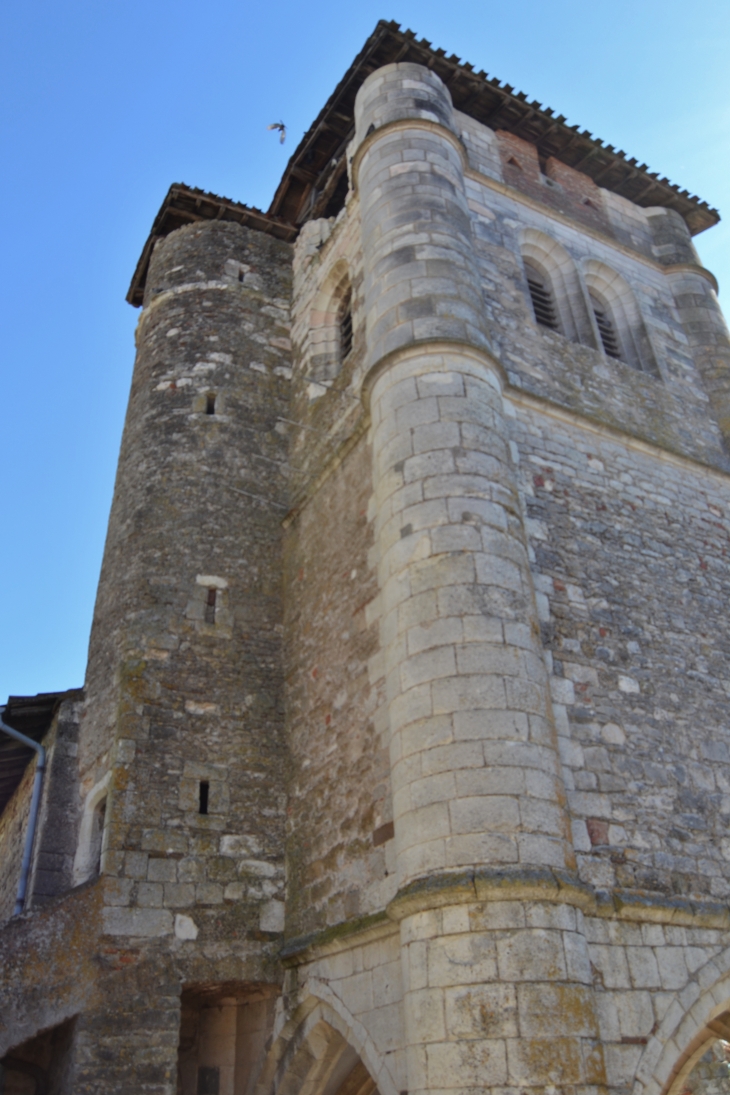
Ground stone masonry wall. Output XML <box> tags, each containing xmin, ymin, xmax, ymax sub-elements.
<box><xmin>29</xmin><ymin>695</ymin><xmax>82</xmax><ymax>909</ymax></box>
<box><xmin>283</xmin><ymin>436</ymin><xmax>392</xmax><ymax>937</ymax></box>
<box><xmin>274</xmin><ymin>62</ymin><xmax>730</xmax><ymax>1095</ymax></box>
<box><xmin>454</xmin><ymin>115</ymin><xmax>729</xmax><ymax>471</ymax></box>
<box><xmin>0</xmin><ymin>749</ymin><xmax>36</xmax><ymax>922</ymax></box>
<box><xmin>284</xmin><ymin>197</ymin><xmax>395</xmax><ymax>938</ymax></box>
<box><xmin>467</xmin><ymin>178</ymin><xmax>728</xmax><ymax>468</ymax></box>
<box><xmin>511</xmin><ymin>402</ymin><xmax>730</xmax><ymax>901</ymax></box>
<box><xmin>85</xmin><ymin>221</ymin><xmax>293</xmax><ymax>952</ymax></box>
<box><xmin>0</xmin><ymin>696</ymin><xmax>81</xmax><ymax>923</ymax></box>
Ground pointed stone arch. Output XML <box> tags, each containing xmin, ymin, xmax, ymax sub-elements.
<box><xmin>633</xmin><ymin>953</ymin><xmax>730</xmax><ymax>1095</ymax></box>
<box><xmin>255</xmin><ymin>987</ymin><xmax>397</xmax><ymax>1095</ymax></box>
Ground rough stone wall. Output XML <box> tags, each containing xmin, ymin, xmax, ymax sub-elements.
<box><xmin>0</xmin><ymin>697</ymin><xmax>81</xmax><ymax>923</ymax></box>
<box><xmin>29</xmin><ymin>696</ymin><xmax>82</xmax><ymax>908</ymax></box>
<box><xmin>0</xmin><ymin>751</ymin><xmax>36</xmax><ymax>922</ymax></box>
<box><xmin>511</xmin><ymin>403</ymin><xmax>730</xmax><ymax>900</ymax></box>
<box><xmin>284</xmin><ymin>436</ymin><xmax>392</xmax><ymax>936</ymax></box>
<box><xmin>284</xmin><ymin>199</ymin><xmax>394</xmax><ymax>937</ymax></box>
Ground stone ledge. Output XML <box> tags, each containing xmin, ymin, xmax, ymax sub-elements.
<box><xmin>278</xmin><ymin>874</ymin><xmax>730</xmax><ymax>968</ymax></box>
<box><xmin>386</xmin><ymin>869</ymin><xmax>730</xmax><ymax>928</ymax></box>
<box><xmin>606</xmin><ymin>889</ymin><xmax>730</xmax><ymax>929</ymax></box>
<box><xmin>280</xmin><ymin>909</ymin><xmax>394</xmax><ymax>967</ymax></box>
<box><xmin>360</xmin><ymin>338</ymin><xmax>507</xmax><ymax>416</ymax></box>
<box><xmin>508</xmin><ymin>387</ymin><xmax>730</xmax><ymax>481</ymax></box>
<box><xmin>385</xmin><ymin>865</ymin><xmax>594</xmax><ymax>921</ymax></box>
<box><xmin>350</xmin><ymin>117</ymin><xmax>468</xmax><ymax>197</ymax></box>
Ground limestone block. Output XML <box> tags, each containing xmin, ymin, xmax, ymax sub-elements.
<box><xmin>404</xmin><ymin>988</ymin><xmax>446</xmax><ymax>1043</ymax></box>
<box><xmin>102</xmin><ymin>907</ymin><xmax>172</xmax><ymax>937</ymax></box>
<box><xmin>427</xmin><ymin>932</ymin><xmax>498</xmax><ymax>986</ymax></box>
<box><xmin>656</xmin><ymin>947</ymin><xmax>689</xmax><ymax>990</ymax></box>
<box><xmin>506</xmin><ymin>1035</ymin><xmax>583</xmax><ymax>1086</ymax></box>
<box><xmin>444</xmin><ymin>983</ymin><xmax>518</xmax><ymax>1039</ymax></box>
<box><xmin>136</xmin><ymin>882</ymin><xmax>163</xmax><ymax>908</ymax></box>
<box><xmin>516</xmin><ymin>983</ymin><xmax>598</xmax><ymax>1037</ymax></box>
<box><xmin>496</xmin><ymin>928</ymin><xmax>567</xmax><ymax>982</ymax></box>
<box><xmin>426</xmin><ymin>1038</ymin><xmax>508</xmax><ymax>1087</ymax></box>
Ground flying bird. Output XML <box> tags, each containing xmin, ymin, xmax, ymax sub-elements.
<box><xmin>267</xmin><ymin>121</ymin><xmax>286</xmax><ymax>144</ymax></box>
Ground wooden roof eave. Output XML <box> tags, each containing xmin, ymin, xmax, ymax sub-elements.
<box><xmin>269</xmin><ymin>19</ymin><xmax>719</xmax><ymax>235</ymax></box>
<box><xmin>126</xmin><ymin>21</ymin><xmax>720</xmax><ymax>308</ymax></box>
<box><xmin>126</xmin><ymin>185</ymin><xmax>298</xmax><ymax>307</ymax></box>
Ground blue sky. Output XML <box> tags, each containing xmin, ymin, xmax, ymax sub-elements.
<box><xmin>1</xmin><ymin>0</ymin><xmax>729</xmax><ymax>700</ymax></box>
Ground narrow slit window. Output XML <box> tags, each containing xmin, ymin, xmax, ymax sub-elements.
<box><xmin>524</xmin><ymin>262</ymin><xmax>559</xmax><ymax>331</ymax></box>
<box><xmin>199</xmin><ymin>781</ymin><xmax>209</xmax><ymax>815</ymax></box>
<box><xmin>206</xmin><ymin>393</ymin><xmax>216</xmax><ymax>415</ymax></box>
<box><xmin>238</xmin><ymin>269</ymin><xmax>244</xmax><ymax>283</ymax></box>
<box><xmin>205</xmin><ymin>587</ymin><xmax>217</xmax><ymax>624</ymax></box>
<box><xmin>91</xmin><ymin>797</ymin><xmax>106</xmax><ymax>877</ymax></box>
<box><xmin>590</xmin><ymin>294</ymin><xmax>621</xmax><ymax>358</ymax></box>
<box><xmin>340</xmin><ymin>293</ymin><xmax>353</xmax><ymax>361</ymax></box>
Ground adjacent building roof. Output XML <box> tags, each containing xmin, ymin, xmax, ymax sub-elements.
<box><xmin>0</xmin><ymin>691</ymin><xmax>82</xmax><ymax>816</ymax></box>
<box><xmin>128</xmin><ymin>20</ymin><xmax>720</xmax><ymax>305</ymax></box>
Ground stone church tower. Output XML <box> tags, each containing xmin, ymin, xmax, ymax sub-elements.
<box><xmin>2</xmin><ymin>21</ymin><xmax>730</xmax><ymax>1095</ymax></box>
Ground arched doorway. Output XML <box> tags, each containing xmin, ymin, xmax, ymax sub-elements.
<box><xmin>254</xmin><ymin>995</ymin><xmax>390</xmax><ymax>1095</ymax></box>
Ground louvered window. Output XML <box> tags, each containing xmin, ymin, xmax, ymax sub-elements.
<box><xmin>340</xmin><ymin>292</ymin><xmax>353</xmax><ymax>361</ymax></box>
<box><xmin>524</xmin><ymin>263</ymin><xmax>559</xmax><ymax>331</ymax></box>
<box><xmin>590</xmin><ymin>294</ymin><xmax>621</xmax><ymax>358</ymax></box>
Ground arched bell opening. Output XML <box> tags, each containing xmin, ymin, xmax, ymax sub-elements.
<box><xmin>520</xmin><ymin>226</ymin><xmax>595</xmax><ymax>347</ymax></box>
<box><xmin>583</xmin><ymin>258</ymin><xmax>659</xmax><ymax>375</ymax></box>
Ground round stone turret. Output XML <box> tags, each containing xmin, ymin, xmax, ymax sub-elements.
<box><xmin>352</xmin><ymin>63</ymin><xmax>574</xmax><ymax>890</ymax></box>
<box><xmin>353</xmin><ymin>62</ymin><xmax>491</xmax><ymax>371</ymax></box>
<box><xmin>351</xmin><ymin>62</ymin><xmax>605</xmax><ymax>1095</ymax></box>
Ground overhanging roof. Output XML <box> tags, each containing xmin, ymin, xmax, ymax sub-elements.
<box><xmin>127</xmin><ymin>186</ymin><xmax>298</xmax><ymax>306</ymax></box>
<box><xmin>0</xmin><ymin>690</ymin><xmax>82</xmax><ymax>816</ymax></box>
<box><xmin>128</xmin><ymin>21</ymin><xmax>719</xmax><ymax>306</ymax></box>
<box><xmin>270</xmin><ymin>20</ymin><xmax>719</xmax><ymax>234</ymax></box>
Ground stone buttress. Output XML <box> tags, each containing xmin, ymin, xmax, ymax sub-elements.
<box><xmin>351</xmin><ymin>63</ymin><xmax>606</xmax><ymax>1095</ymax></box>
<box><xmin>647</xmin><ymin>207</ymin><xmax>730</xmax><ymax>448</ymax></box>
